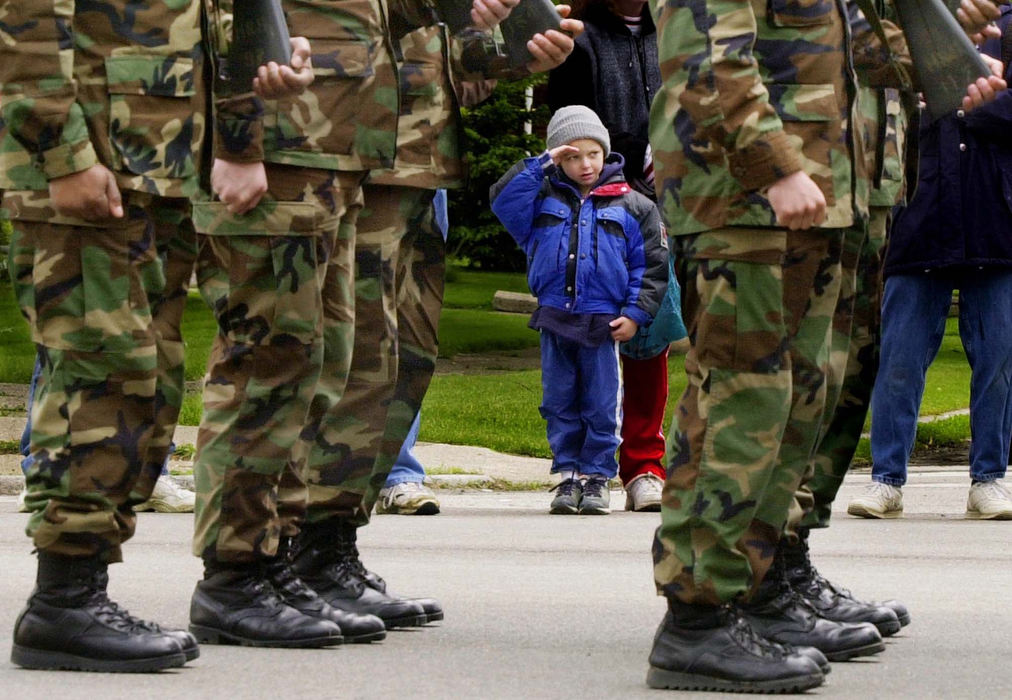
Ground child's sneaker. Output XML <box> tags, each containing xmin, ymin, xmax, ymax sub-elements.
<box><xmin>549</xmin><ymin>477</ymin><xmax>583</xmax><ymax>514</ymax></box>
<box><xmin>625</xmin><ymin>474</ymin><xmax>663</xmax><ymax>512</ymax></box>
<box><xmin>578</xmin><ymin>477</ymin><xmax>611</xmax><ymax>515</ymax></box>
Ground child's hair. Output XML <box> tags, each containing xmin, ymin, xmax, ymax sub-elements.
<box><xmin>546</xmin><ymin>105</ymin><xmax>611</xmax><ymax>156</ymax></box>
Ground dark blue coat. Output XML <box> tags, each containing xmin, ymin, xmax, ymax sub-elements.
<box><xmin>884</xmin><ymin>13</ymin><xmax>1012</xmax><ymax>278</ymax></box>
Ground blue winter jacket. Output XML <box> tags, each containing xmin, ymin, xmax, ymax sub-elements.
<box><xmin>489</xmin><ymin>152</ymin><xmax>668</xmax><ymax>326</ymax></box>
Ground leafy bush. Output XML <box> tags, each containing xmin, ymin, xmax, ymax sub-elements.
<box><xmin>449</xmin><ymin>75</ymin><xmax>548</xmax><ymax>270</ymax></box>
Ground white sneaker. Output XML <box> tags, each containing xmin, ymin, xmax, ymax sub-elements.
<box><xmin>966</xmin><ymin>479</ymin><xmax>1012</xmax><ymax>520</ymax></box>
<box><xmin>624</xmin><ymin>474</ymin><xmax>663</xmax><ymax>512</ymax></box>
<box><xmin>16</xmin><ymin>488</ymin><xmax>29</xmax><ymax>513</ymax></box>
<box><xmin>136</xmin><ymin>475</ymin><xmax>195</xmax><ymax>513</ymax></box>
<box><xmin>376</xmin><ymin>482</ymin><xmax>440</xmax><ymax>515</ymax></box>
<box><xmin>847</xmin><ymin>482</ymin><xmax>903</xmax><ymax>519</ymax></box>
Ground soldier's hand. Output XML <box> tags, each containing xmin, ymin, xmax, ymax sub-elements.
<box><xmin>211</xmin><ymin>159</ymin><xmax>268</xmax><ymax>215</ymax></box>
<box><xmin>49</xmin><ymin>164</ymin><xmax>124</xmax><ymax>221</ymax></box>
<box><xmin>609</xmin><ymin>316</ymin><xmax>638</xmax><ymax>342</ymax></box>
<box><xmin>526</xmin><ymin>7</ymin><xmax>582</xmax><ymax>73</ymax></box>
<box><xmin>962</xmin><ymin>56</ymin><xmax>1007</xmax><ymax>112</ymax></box>
<box><xmin>767</xmin><ymin>170</ymin><xmax>826</xmax><ymax>231</ymax></box>
<box><xmin>254</xmin><ymin>36</ymin><xmax>315</xmax><ymax>99</ymax></box>
<box><xmin>471</xmin><ymin>0</ymin><xmax>520</xmax><ymax>30</ymax></box>
<box><xmin>957</xmin><ymin>0</ymin><xmax>1001</xmax><ymax>40</ymax></box>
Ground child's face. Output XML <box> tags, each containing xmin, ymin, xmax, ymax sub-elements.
<box><xmin>559</xmin><ymin>138</ymin><xmax>605</xmax><ymax>191</ymax></box>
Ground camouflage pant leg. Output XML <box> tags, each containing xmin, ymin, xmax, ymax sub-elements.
<box><xmin>361</xmin><ymin>189</ymin><xmax>444</xmax><ymax>517</ymax></box>
<box><xmin>5</xmin><ymin>190</ymin><xmax>191</xmax><ymax>562</ymax></box>
<box><xmin>190</xmin><ymin>165</ymin><xmax>339</xmax><ymax>562</ymax></box>
<box><xmin>655</xmin><ymin>228</ymin><xmax>792</xmax><ymax>605</ymax></box>
<box><xmin>304</xmin><ymin>184</ymin><xmax>432</xmax><ymax>525</ymax></box>
<box><xmin>795</xmin><ymin>210</ymin><xmax>888</xmax><ymax>530</ymax></box>
<box><xmin>758</xmin><ymin>228</ymin><xmax>843</xmax><ymax>541</ymax></box>
<box><xmin>291</xmin><ymin>171</ymin><xmax>367</xmax><ymax>528</ymax></box>
<box><xmin>131</xmin><ymin>204</ymin><xmax>198</xmax><ymax>501</ymax></box>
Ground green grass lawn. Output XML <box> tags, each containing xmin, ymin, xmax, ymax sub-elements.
<box><xmin>0</xmin><ymin>268</ymin><xmax>978</xmax><ymax>458</ymax></box>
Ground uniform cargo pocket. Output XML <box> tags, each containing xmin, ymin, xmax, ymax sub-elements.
<box><xmin>272</xmin><ymin>40</ymin><xmax>375</xmax><ymax>156</ymax></box>
<box><xmin>105</xmin><ymin>55</ymin><xmax>199</xmax><ymax>181</ymax></box>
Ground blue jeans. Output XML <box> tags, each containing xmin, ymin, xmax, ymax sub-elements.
<box><xmin>21</xmin><ymin>355</ymin><xmax>173</xmax><ymax>476</ymax></box>
<box><xmin>385</xmin><ymin>411</ymin><xmax>425</xmax><ymax>486</ymax></box>
<box><xmin>870</xmin><ymin>270</ymin><xmax>1012</xmax><ymax>485</ymax></box>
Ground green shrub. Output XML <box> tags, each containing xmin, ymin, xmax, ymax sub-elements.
<box><xmin>448</xmin><ymin>76</ymin><xmax>548</xmax><ymax>271</ymax></box>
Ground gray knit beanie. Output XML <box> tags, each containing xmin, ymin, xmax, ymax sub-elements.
<box><xmin>546</xmin><ymin>105</ymin><xmax>611</xmax><ymax>156</ymax></box>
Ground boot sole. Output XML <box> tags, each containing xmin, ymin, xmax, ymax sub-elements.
<box><xmin>12</xmin><ymin>645</ymin><xmax>187</xmax><ymax>673</ymax></box>
<box><xmin>646</xmin><ymin>666</ymin><xmax>824</xmax><ymax>693</ymax></box>
<box><xmin>822</xmin><ymin>639</ymin><xmax>886</xmax><ymax>662</ymax></box>
<box><xmin>380</xmin><ymin>613</ymin><xmax>428</xmax><ymax>629</ymax></box>
<box><xmin>344</xmin><ymin>629</ymin><xmax>387</xmax><ymax>643</ymax></box>
<box><xmin>189</xmin><ymin>625</ymin><xmax>343</xmax><ymax>648</ymax></box>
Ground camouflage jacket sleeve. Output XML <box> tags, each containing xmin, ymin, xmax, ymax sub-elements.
<box><xmin>0</xmin><ymin>0</ymin><xmax>99</xmax><ymax>180</ymax></box>
<box><xmin>654</xmin><ymin>0</ymin><xmax>802</xmax><ymax>192</ymax></box>
<box><xmin>205</xmin><ymin>0</ymin><xmax>266</xmax><ymax>163</ymax></box>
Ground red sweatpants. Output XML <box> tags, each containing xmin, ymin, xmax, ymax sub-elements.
<box><xmin>619</xmin><ymin>350</ymin><xmax>669</xmax><ymax>485</ymax></box>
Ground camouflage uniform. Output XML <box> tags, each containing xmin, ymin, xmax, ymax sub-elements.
<box><xmin>790</xmin><ymin>82</ymin><xmax>912</xmax><ymax>532</ymax></box>
<box><xmin>303</xmin><ymin>20</ymin><xmax>497</xmax><ymax>526</ymax></box>
<box><xmin>190</xmin><ymin>0</ymin><xmax>407</xmax><ymax>561</ymax></box>
<box><xmin>648</xmin><ymin>0</ymin><xmax>912</xmax><ymax>604</ymax></box>
<box><xmin>0</xmin><ymin>0</ymin><xmax>205</xmax><ymax>562</ymax></box>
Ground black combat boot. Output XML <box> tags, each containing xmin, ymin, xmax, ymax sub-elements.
<box><xmin>267</xmin><ymin>537</ymin><xmax>386</xmax><ymax>643</ymax></box>
<box><xmin>291</xmin><ymin>519</ymin><xmax>427</xmax><ymax>629</ymax></box>
<box><xmin>646</xmin><ymin>598</ymin><xmax>825</xmax><ymax>693</ymax></box>
<box><xmin>741</xmin><ymin>548</ymin><xmax>885</xmax><ymax>661</ymax></box>
<box><xmin>338</xmin><ymin>531</ymin><xmax>444</xmax><ymax>624</ymax></box>
<box><xmin>189</xmin><ymin>559</ymin><xmax>343</xmax><ymax>647</ymax></box>
<box><xmin>783</xmin><ymin>529</ymin><xmax>904</xmax><ymax>636</ymax></box>
<box><xmin>12</xmin><ymin>551</ymin><xmax>188</xmax><ymax>672</ymax></box>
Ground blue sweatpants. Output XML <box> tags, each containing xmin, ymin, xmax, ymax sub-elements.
<box><xmin>539</xmin><ymin>330</ymin><xmax>622</xmax><ymax>478</ymax></box>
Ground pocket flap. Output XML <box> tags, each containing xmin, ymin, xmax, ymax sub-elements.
<box><xmin>310</xmin><ymin>39</ymin><xmax>374</xmax><ymax>79</ymax></box>
<box><xmin>105</xmin><ymin>55</ymin><xmax>196</xmax><ymax>96</ymax></box>
<box><xmin>767</xmin><ymin>83</ymin><xmax>839</xmax><ymax>122</ymax></box>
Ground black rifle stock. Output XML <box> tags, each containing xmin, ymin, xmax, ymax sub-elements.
<box><xmin>893</xmin><ymin>0</ymin><xmax>990</xmax><ymax>118</ymax></box>
<box><xmin>228</xmin><ymin>0</ymin><xmax>293</xmax><ymax>92</ymax></box>
<box><xmin>499</xmin><ymin>0</ymin><xmax>562</xmax><ymax>68</ymax></box>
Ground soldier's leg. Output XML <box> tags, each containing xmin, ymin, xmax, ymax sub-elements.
<box><xmin>132</xmin><ymin>199</ymin><xmax>198</xmax><ymax>503</ymax></box>
<box><xmin>294</xmin><ymin>184</ymin><xmax>429</xmax><ymax>630</ymax></box>
<box><xmin>649</xmin><ymin>229</ymin><xmax>823</xmax><ymax>691</ymax></box>
<box><xmin>780</xmin><ymin>215</ymin><xmax>904</xmax><ymax>635</ymax></box>
<box><xmin>188</xmin><ymin>165</ymin><xmax>343</xmax><ymax>648</ymax></box>
<box><xmin>655</xmin><ymin>228</ymin><xmax>793</xmax><ymax>607</ymax></box>
<box><xmin>362</xmin><ymin>189</ymin><xmax>445</xmax><ymax>514</ymax></box>
<box><xmin>345</xmin><ymin>196</ymin><xmax>447</xmax><ymax>622</ymax></box>
<box><xmin>736</xmin><ymin>228</ymin><xmax>884</xmax><ymax>661</ymax></box>
<box><xmin>7</xmin><ymin>191</ymin><xmax>192</xmax><ymax>671</ymax></box>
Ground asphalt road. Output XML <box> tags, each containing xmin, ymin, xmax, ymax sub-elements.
<box><xmin>0</xmin><ymin>470</ymin><xmax>1009</xmax><ymax>699</ymax></box>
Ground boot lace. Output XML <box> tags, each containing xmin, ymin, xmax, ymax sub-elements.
<box><xmin>720</xmin><ymin>604</ymin><xmax>791</xmax><ymax>660</ymax></box>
